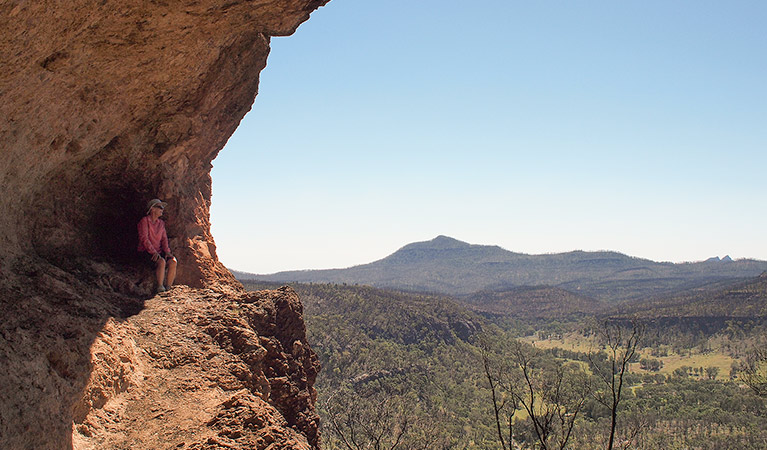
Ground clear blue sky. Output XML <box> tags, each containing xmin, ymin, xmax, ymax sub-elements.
<box><xmin>210</xmin><ymin>0</ymin><xmax>767</xmax><ymax>274</ymax></box>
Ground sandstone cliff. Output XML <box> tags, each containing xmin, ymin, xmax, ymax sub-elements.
<box><xmin>1</xmin><ymin>0</ymin><xmax>328</xmax><ymax>448</ymax></box>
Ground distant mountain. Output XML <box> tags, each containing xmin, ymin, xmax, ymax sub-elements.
<box><xmin>237</xmin><ymin>235</ymin><xmax>767</xmax><ymax>301</ymax></box>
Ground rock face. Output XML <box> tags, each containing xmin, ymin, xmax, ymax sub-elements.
<box><xmin>1</xmin><ymin>0</ymin><xmax>327</xmax><ymax>448</ymax></box>
<box><xmin>0</xmin><ymin>0</ymin><xmax>327</xmax><ymax>286</ymax></box>
<box><xmin>73</xmin><ymin>286</ymin><xmax>320</xmax><ymax>449</ymax></box>
<box><xmin>1</xmin><ymin>271</ymin><xmax>320</xmax><ymax>449</ymax></box>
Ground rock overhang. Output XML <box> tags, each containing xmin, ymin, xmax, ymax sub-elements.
<box><xmin>1</xmin><ymin>0</ymin><xmax>329</xmax><ymax>286</ymax></box>
<box><xmin>0</xmin><ymin>1</ymin><xmax>329</xmax><ymax>448</ymax></box>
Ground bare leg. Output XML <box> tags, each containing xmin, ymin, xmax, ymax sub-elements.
<box><xmin>155</xmin><ymin>257</ymin><xmax>166</xmax><ymax>288</ymax></box>
<box><xmin>166</xmin><ymin>258</ymin><xmax>177</xmax><ymax>287</ymax></box>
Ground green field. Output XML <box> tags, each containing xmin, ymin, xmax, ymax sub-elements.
<box><xmin>639</xmin><ymin>350</ymin><xmax>736</xmax><ymax>378</ymax></box>
<box><xmin>520</xmin><ymin>333</ymin><xmax>593</xmax><ymax>352</ymax></box>
<box><xmin>524</xmin><ymin>334</ymin><xmax>739</xmax><ymax>380</ymax></box>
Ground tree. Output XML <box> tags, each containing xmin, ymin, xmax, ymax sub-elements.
<box><xmin>481</xmin><ymin>344</ymin><xmax>519</xmax><ymax>450</ymax></box>
<box><xmin>322</xmin><ymin>385</ymin><xmax>443</xmax><ymax>450</ymax></box>
<box><xmin>639</xmin><ymin>358</ymin><xmax>662</xmax><ymax>371</ymax></box>
<box><xmin>482</xmin><ymin>339</ymin><xmax>590</xmax><ymax>450</ymax></box>
<box><xmin>588</xmin><ymin>319</ymin><xmax>645</xmax><ymax>450</ymax></box>
<box><xmin>741</xmin><ymin>346</ymin><xmax>767</xmax><ymax>397</ymax></box>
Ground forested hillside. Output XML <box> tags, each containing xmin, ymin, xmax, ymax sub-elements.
<box><xmin>241</xmin><ymin>280</ymin><xmax>767</xmax><ymax>449</ymax></box>
<box><xmin>619</xmin><ymin>272</ymin><xmax>767</xmax><ymax>319</ymax></box>
<box><xmin>466</xmin><ymin>285</ymin><xmax>604</xmax><ymax>319</ymax></box>
<box><xmin>243</xmin><ymin>281</ymin><xmax>499</xmax><ymax>448</ymax></box>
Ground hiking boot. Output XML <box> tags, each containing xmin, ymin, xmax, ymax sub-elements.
<box><xmin>157</xmin><ymin>285</ymin><xmax>166</xmax><ymax>294</ymax></box>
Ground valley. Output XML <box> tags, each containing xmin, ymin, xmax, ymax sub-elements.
<box><xmin>238</xmin><ymin>237</ymin><xmax>767</xmax><ymax>449</ymax></box>
<box><xmin>236</xmin><ymin>236</ymin><xmax>767</xmax><ymax>450</ymax></box>
<box><xmin>521</xmin><ymin>334</ymin><xmax>738</xmax><ymax>380</ymax></box>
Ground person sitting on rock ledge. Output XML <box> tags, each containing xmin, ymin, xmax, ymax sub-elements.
<box><xmin>138</xmin><ymin>198</ymin><xmax>177</xmax><ymax>294</ymax></box>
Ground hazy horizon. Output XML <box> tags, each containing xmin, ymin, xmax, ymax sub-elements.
<box><xmin>210</xmin><ymin>1</ymin><xmax>767</xmax><ymax>274</ymax></box>
<box><xmin>230</xmin><ymin>234</ymin><xmax>764</xmax><ymax>276</ymax></box>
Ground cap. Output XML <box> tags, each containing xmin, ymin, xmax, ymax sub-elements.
<box><xmin>146</xmin><ymin>198</ymin><xmax>167</xmax><ymax>214</ymax></box>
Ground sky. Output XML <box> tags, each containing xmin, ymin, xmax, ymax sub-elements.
<box><xmin>210</xmin><ymin>0</ymin><xmax>767</xmax><ymax>274</ymax></box>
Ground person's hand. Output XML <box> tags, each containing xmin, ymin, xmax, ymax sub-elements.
<box><xmin>152</xmin><ymin>252</ymin><xmax>160</xmax><ymax>262</ymax></box>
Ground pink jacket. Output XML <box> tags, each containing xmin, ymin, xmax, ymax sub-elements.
<box><xmin>137</xmin><ymin>216</ymin><xmax>171</xmax><ymax>254</ymax></box>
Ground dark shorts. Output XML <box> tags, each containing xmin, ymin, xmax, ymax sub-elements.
<box><xmin>143</xmin><ymin>252</ymin><xmax>176</xmax><ymax>267</ymax></box>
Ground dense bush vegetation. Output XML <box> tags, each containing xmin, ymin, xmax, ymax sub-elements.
<box><xmin>242</xmin><ymin>281</ymin><xmax>767</xmax><ymax>449</ymax></box>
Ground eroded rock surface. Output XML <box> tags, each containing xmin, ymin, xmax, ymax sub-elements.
<box><xmin>1</xmin><ymin>0</ymin><xmax>328</xmax><ymax>448</ymax></box>
<box><xmin>0</xmin><ymin>266</ymin><xmax>320</xmax><ymax>449</ymax></box>
<box><xmin>73</xmin><ymin>286</ymin><xmax>320</xmax><ymax>449</ymax></box>
<box><xmin>1</xmin><ymin>0</ymin><xmax>327</xmax><ymax>286</ymax></box>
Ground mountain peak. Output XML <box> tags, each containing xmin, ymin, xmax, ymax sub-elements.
<box><xmin>429</xmin><ymin>235</ymin><xmax>471</xmax><ymax>248</ymax></box>
<box><xmin>249</xmin><ymin>237</ymin><xmax>767</xmax><ymax>299</ymax></box>
<box><xmin>401</xmin><ymin>235</ymin><xmax>472</xmax><ymax>251</ymax></box>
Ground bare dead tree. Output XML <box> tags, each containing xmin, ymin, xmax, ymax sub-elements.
<box><xmin>322</xmin><ymin>386</ymin><xmax>446</xmax><ymax>450</ymax></box>
<box><xmin>588</xmin><ymin>319</ymin><xmax>644</xmax><ymax>450</ymax></box>
<box><xmin>482</xmin><ymin>339</ymin><xmax>589</xmax><ymax>450</ymax></box>
<box><xmin>741</xmin><ymin>345</ymin><xmax>767</xmax><ymax>397</ymax></box>
<box><xmin>481</xmin><ymin>345</ymin><xmax>517</xmax><ymax>450</ymax></box>
<box><xmin>323</xmin><ymin>388</ymin><xmax>409</xmax><ymax>450</ymax></box>
<box><xmin>616</xmin><ymin>412</ymin><xmax>646</xmax><ymax>450</ymax></box>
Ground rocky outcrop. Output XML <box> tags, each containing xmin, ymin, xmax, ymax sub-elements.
<box><xmin>1</xmin><ymin>268</ymin><xmax>320</xmax><ymax>449</ymax></box>
<box><xmin>73</xmin><ymin>286</ymin><xmax>320</xmax><ymax>449</ymax></box>
<box><xmin>1</xmin><ymin>0</ymin><xmax>327</xmax><ymax>286</ymax></box>
<box><xmin>1</xmin><ymin>0</ymin><xmax>328</xmax><ymax>448</ymax></box>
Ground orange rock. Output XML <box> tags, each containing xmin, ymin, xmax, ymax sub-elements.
<box><xmin>0</xmin><ymin>0</ymin><xmax>328</xmax><ymax>287</ymax></box>
<box><xmin>0</xmin><ymin>1</ymin><xmax>327</xmax><ymax>448</ymax></box>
